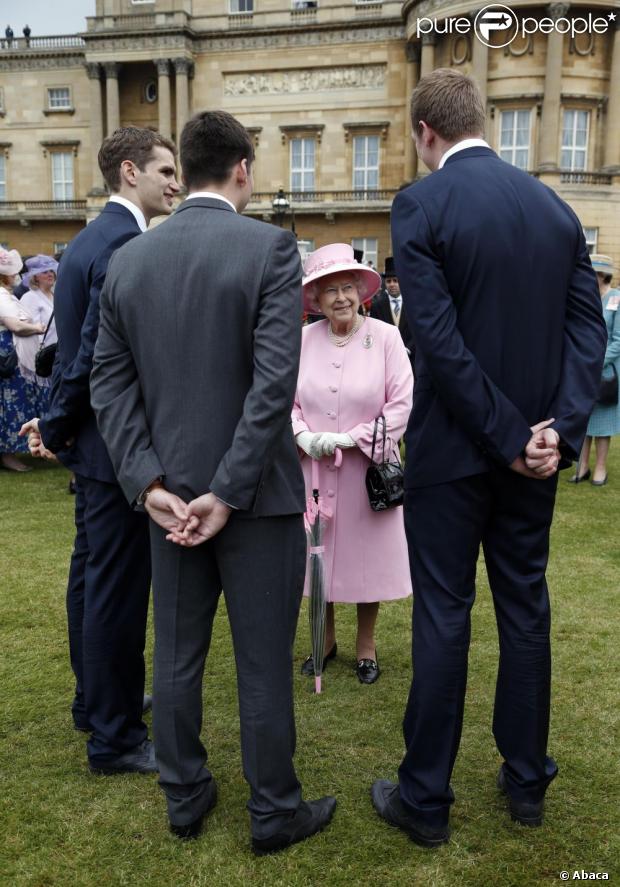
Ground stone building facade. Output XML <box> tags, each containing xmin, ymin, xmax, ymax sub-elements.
<box><xmin>0</xmin><ymin>0</ymin><xmax>618</xmax><ymax>266</ymax></box>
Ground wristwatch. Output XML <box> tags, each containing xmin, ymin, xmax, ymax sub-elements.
<box><xmin>136</xmin><ymin>477</ymin><xmax>164</xmax><ymax>506</ymax></box>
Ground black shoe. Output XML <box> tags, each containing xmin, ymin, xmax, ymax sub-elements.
<box><xmin>251</xmin><ymin>796</ymin><xmax>337</xmax><ymax>856</ymax></box>
<box><xmin>591</xmin><ymin>474</ymin><xmax>608</xmax><ymax>487</ymax></box>
<box><xmin>300</xmin><ymin>643</ymin><xmax>337</xmax><ymax>676</ymax></box>
<box><xmin>89</xmin><ymin>739</ymin><xmax>158</xmax><ymax>775</ymax></box>
<box><xmin>143</xmin><ymin>694</ymin><xmax>153</xmax><ymax>714</ymax></box>
<box><xmin>497</xmin><ymin>766</ymin><xmax>544</xmax><ymax>827</ymax></box>
<box><xmin>356</xmin><ymin>656</ymin><xmax>380</xmax><ymax>684</ymax></box>
<box><xmin>568</xmin><ymin>469</ymin><xmax>590</xmax><ymax>484</ymax></box>
<box><xmin>169</xmin><ymin>779</ymin><xmax>218</xmax><ymax>841</ymax></box>
<box><xmin>68</xmin><ymin>478</ymin><xmax>77</xmax><ymax>494</ymax></box>
<box><xmin>371</xmin><ymin>779</ymin><xmax>450</xmax><ymax>848</ymax></box>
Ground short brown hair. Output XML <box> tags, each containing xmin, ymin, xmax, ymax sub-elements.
<box><xmin>180</xmin><ymin>110</ymin><xmax>255</xmax><ymax>189</ymax></box>
<box><xmin>410</xmin><ymin>68</ymin><xmax>486</xmax><ymax>143</ymax></box>
<box><xmin>98</xmin><ymin>127</ymin><xmax>177</xmax><ymax>192</ymax></box>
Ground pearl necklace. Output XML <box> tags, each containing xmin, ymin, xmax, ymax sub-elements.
<box><xmin>328</xmin><ymin>315</ymin><xmax>363</xmax><ymax>347</ymax></box>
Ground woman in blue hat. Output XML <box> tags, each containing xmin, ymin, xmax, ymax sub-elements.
<box><xmin>15</xmin><ymin>254</ymin><xmax>58</xmax><ymax>413</ymax></box>
<box><xmin>570</xmin><ymin>254</ymin><xmax>620</xmax><ymax>485</ymax></box>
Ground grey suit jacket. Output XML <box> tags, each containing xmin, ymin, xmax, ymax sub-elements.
<box><xmin>90</xmin><ymin>196</ymin><xmax>306</xmax><ymax>516</ymax></box>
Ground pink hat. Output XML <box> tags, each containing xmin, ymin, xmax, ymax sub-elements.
<box><xmin>302</xmin><ymin>243</ymin><xmax>381</xmax><ymax>314</ymax></box>
<box><xmin>0</xmin><ymin>248</ymin><xmax>22</xmax><ymax>278</ymax></box>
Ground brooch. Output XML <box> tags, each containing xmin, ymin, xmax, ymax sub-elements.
<box><xmin>362</xmin><ymin>334</ymin><xmax>374</xmax><ymax>349</ymax></box>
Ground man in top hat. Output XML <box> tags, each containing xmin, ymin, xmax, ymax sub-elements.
<box><xmin>369</xmin><ymin>256</ymin><xmax>415</xmax><ymax>360</ymax></box>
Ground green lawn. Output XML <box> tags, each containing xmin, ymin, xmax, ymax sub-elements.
<box><xmin>1</xmin><ymin>454</ymin><xmax>618</xmax><ymax>886</ymax></box>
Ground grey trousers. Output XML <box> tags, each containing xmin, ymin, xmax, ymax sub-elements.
<box><xmin>149</xmin><ymin>513</ymin><xmax>306</xmax><ymax>837</ymax></box>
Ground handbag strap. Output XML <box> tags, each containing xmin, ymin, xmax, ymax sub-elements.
<box><xmin>370</xmin><ymin>415</ymin><xmax>387</xmax><ymax>465</ymax></box>
<box><xmin>40</xmin><ymin>311</ymin><xmax>54</xmax><ymax>346</ymax></box>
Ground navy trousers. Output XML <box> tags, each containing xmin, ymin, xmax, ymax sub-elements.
<box><xmin>66</xmin><ymin>475</ymin><xmax>151</xmax><ymax>760</ymax></box>
<box><xmin>399</xmin><ymin>468</ymin><xmax>559</xmax><ymax>828</ymax></box>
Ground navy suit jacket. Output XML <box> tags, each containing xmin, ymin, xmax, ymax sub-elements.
<box><xmin>391</xmin><ymin>147</ymin><xmax>607</xmax><ymax>488</ymax></box>
<box><xmin>40</xmin><ymin>202</ymin><xmax>141</xmax><ymax>482</ymax></box>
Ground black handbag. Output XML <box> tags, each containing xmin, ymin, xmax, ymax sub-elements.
<box><xmin>0</xmin><ymin>344</ymin><xmax>17</xmax><ymax>379</ymax></box>
<box><xmin>365</xmin><ymin>415</ymin><xmax>405</xmax><ymax>512</ymax></box>
<box><xmin>597</xmin><ymin>364</ymin><xmax>618</xmax><ymax>406</ymax></box>
<box><xmin>35</xmin><ymin>312</ymin><xmax>57</xmax><ymax>378</ymax></box>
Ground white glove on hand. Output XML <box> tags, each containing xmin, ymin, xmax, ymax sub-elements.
<box><xmin>314</xmin><ymin>432</ymin><xmax>356</xmax><ymax>456</ymax></box>
<box><xmin>295</xmin><ymin>430</ymin><xmax>324</xmax><ymax>459</ymax></box>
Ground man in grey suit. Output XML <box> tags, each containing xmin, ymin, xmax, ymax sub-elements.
<box><xmin>90</xmin><ymin>111</ymin><xmax>336</xmax><ymax>852</ymax></box>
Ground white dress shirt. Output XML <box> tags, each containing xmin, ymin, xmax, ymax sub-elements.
<box><xmin>108</xmin><ymin>195</ymin><xmax>148</xmax><ymax>232</ymax></box>
<box><xmin>438</xmin><ymin>138</ymin><xmax>491</xmax><ymax>170</ymax></box>
<box><xmin>184</xmin><ymin>191</ymin><xmax>237</xmax><ymax>213</ymax></box>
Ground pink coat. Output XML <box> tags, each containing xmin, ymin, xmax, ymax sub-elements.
<box><xmin>292</xmin><ymin>317</ymin><xmax>414</xmax><ymax>603</ymax></box>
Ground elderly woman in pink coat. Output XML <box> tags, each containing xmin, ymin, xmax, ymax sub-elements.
<box><xmin>292</xmin><ymin>243</ymin><xmax>413</xmax><ymax>684</ymax></box>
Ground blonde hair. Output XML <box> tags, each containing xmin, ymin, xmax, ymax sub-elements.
<box><xmin>410</xmin><ymin>68</ymin><xmax>486</xmax><ymax>142</ymax></box>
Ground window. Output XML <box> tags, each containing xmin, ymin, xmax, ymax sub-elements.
<box><xmin>351</xmin><ymin>237</ymin><xmax>378</xmax><ymax>269</ymax></box>
<box><xmin>0</xmin><ymin>155</ymin><xmax>5</xmax><ymax>200</ymax></box>
<box><xmin>290</xmin><ymin>138</ymin><xmax>315</xmax><ymax>193</ymax></box>
<box><xmin>51</xmin><ymin>152</ymin><xmax>74</xmax><ymax>200</ymax></box>
<box><xmin>583</xmin><ymin>227</ymin><xmax>598</xmax><ymax>255</ymax></box>
<box><xmin>53</xmin><ymin>242</ymin><xmax>68</xmax><ymax>255</ymax></box>
<box><xmin>353</xmin><ymin>135</ymin><xmax>379</xmax><ymax>191</ymax></box>
<box><xmin>230</xmin><ymin>0</ymin><xmax>253</xmax><ymax>12</ymax></box>
<box><xmin>499</xmin><ymin>110</ymin><xmax>531</xmax><ymax>170</ymax></box>
<box><xmin>292</xmin><ymin>1</ymin><xmax>318</xmax><ymax>8</ymax></box>
<box><xmin>561</xmin><ymin>110</ymin><xmax>589</xmax><ymax>171</ymax></box>
<box><xmin>144</xmin><ymin>81</ymin><xmax>157</xmax><ymax>103</ymax></box>
<box><xmin>47</xmin><ymin>87</ymin><xmax>72</xmax><ymax>110</ymax></box>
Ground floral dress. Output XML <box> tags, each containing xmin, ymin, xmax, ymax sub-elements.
<box><xmin>0</xmin><ymin>287</ymin><xmax>40</xmax><ymax>453</ymax></box>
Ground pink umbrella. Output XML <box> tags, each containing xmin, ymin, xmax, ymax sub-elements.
<box><xmin>304</xmin><ymin>447</ymin><xmax>342</xmax><ymax>694</ymax></box>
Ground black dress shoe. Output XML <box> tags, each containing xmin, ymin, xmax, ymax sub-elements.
<box><xmin>251</xmin><ymin>796</ymin><xmax>337</xmax><ymax>856</ymax></box>
<box><xmin>356</xmin><ymin>656</ymin><xmax>380</xmax><ymax>684</ymax></box>
<box><xmin>169</xmin><ymin>779</ymin><xmax>218</xmax><ymax>841</ymax></box>
<box><xmin>143</xmin><ymin>694</ymin><xmax>153</xmax><ymax>714</ymax></box>
<box><xmin>89</xmin><ymin>739</ymin><xmax>158</xmax><ymax>775</ymax></box>
<box><xmin>300</xmin><ymin>643</ymin><xmax>337</xmax><ymax>676</ymax></box>
<box><xmin>497</xmin><ymin>766</ymin><xmax>544</xmax><ymax>827</ymax></box>
<box><xmin>568</xmin><ymin>469</ymin><xmax>590</xmax><ymax>483</ymax></box>
<box><xmin>371</xmin><ymin>780</ymin><xmax>450</xmax><ymax>848</ymax></box>
<box><xmin>68</xmin><ymin>478</ymin><xmax>77</xmax><ymax>494</ymax></box>
<box><xmin>591</xmin><ymin>474</ymin><xmax>608</xmax><ymax>486</ymax></box>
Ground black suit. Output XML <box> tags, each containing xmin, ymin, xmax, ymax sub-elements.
<box><xmin>39</xmin><ymin>202</ymin><xmax>151</xmax><ymax>762</ymax></box>
<box><xmin>369</xmin><ymin>290</ymin><xmax>415</xmax><ymax>361</ymax></box>
<box><xmin>91</xmin><ymin>197</ymin><xmax>307</xmax><ymax>837</ymax></box>
<box><xmin>391</xmin><ymin>147</ymin><xmax>606</xmax><ymax>827</ymax></box>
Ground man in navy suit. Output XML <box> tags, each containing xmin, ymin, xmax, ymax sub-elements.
<box><xmin>21</xmin><ymin>127</ymin><xmax>180</xmax><ymax>773</ymax></box>
<box><xmin>372</xmin><ymin>69</ymin><xmax>606</xmax><ymax>845</ymax></box>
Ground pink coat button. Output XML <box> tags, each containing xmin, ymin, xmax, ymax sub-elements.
<box><xmin>327</xmin><ymin>490</ymin><xmax>335</xmax><ymax>497</ymax></box>
<box><xmin>333</xmin><ymin>361</ymin><xmax>342</xmax><ymax>368</ymax></box>
<box><xmin>329</xmin><ymin>386</ymin><xmax>338</xmax><ymax>393</ymax></box>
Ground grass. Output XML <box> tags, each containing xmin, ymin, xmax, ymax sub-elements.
<box><xmin>1</xmin><ymin>453</ymin><xmax>619</xmax><ymax>887</ymax></box>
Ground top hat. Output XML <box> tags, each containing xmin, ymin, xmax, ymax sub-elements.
<box><xmin>384</xmin><ymin>256</ymin><xmax>397</xmax><ymax>278</ymax></box>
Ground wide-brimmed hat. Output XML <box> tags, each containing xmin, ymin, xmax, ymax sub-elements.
<box><xmin>22</xmin><ymin>254</ymin><xmax>58</xmax><ymax>287</ymax></box>
<box><xmin>302</xmin><ymin>243</ymin><xmax>382</xmax><ymax>314</ymax></box>
<box><xmin>0</xmin><ymin>248</ymin><xmax>23</xmax><ymax>278</ymax></box>
<box><xmin>590</xmin><ymin>254</ymin><xmax>615</xmax><ymax>276</ymax></box>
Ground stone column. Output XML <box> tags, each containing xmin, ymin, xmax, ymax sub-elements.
<box><xmin>471</xmin><ymin>34</ymin><xmax>489</xmax><ymax>106</ymax></box>
<box><xmin>85</xmin><ymin>63</ymin><xmax>105</xmax><ymax>194</ymax></box>
<box><xmin>155</xmin><ymin>59</ymin><xmax>172</xmax><ymax>139</ymax></box>
<box><xmin>420</xmin><ymin>33</ymin><xmax>437</xmax><ymax>79</ymax></box>
<box><xmin>603</xmin><ymin>18</ymin><xmax>620</xmax><ymax>174</ymax></box>
<box><xmin>538</xmin><ymin>3</ymin><xmax>569</xmax><ymax>171</ymax></box>
<box><xmin>404</xmin><ymin>42</ymin><xmax>420</xmax><ymax>181</ymax></box>
<box><xmin>104</xmin><ymin>62</ymin><xmax>121</xmax><ymax>136</ymax></box>
<box><xmin>174</xmin><ymin>58</ymin><xmax>191</xmax><ymax>142</ymax></box>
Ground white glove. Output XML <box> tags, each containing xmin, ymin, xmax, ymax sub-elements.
<box><xmin>313</xmin><ymin>432</ymin><xmax>356</xmax><ymax>456</ymax></box>
<box><xmin>295</xmin><ymin>431</ymin><xmax>324</xmax><ymax>459</ymax></box>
